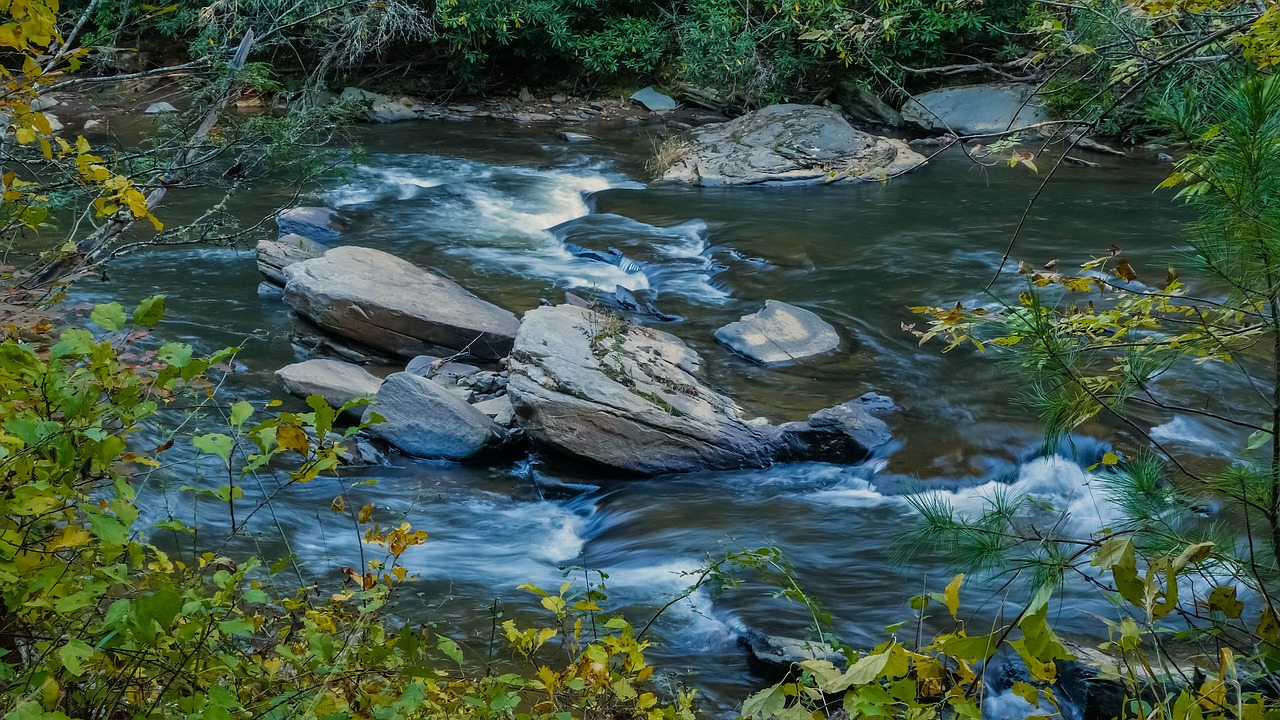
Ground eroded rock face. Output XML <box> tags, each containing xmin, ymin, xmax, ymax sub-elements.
<box><xmin>901</xmin><ymin>83</ymin><xmax>1048</xmax><ymax>137</ymax></box>
<box><xmin>275</xmin><ymin>358</ymin><xmax>382</xmax><ymax>409</ymax></box>
<box><xmin>283</xmin><ymin>246</ymin><xmax>520</xmax><ymax>361</ymax></box>
<box><xmin>663</xmin><ymin>104</ymin><xmax>924</xmax><ymax>186</ymax></box>
<box><xmin>507</xmin><ymin>304</ymin><xmax>779</xmax><ymax>474</ymax></box>
<box><xmin>256</xmin><ymin>233</ymin><xmax>324</xmax><ymax>286</ymax></box>
<box><xmin>364</xmin><ymin>372</ymin><xmax>505</xmax><ymax>460</ymax></box>
<box><xmin>715</xmin><ymin>300</ymin><xmax>840</xmax><ymax>365</ymax></box>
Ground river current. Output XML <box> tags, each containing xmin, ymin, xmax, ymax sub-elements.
<box><xmin>71</xmin><ymin>119</ymin><xmax>1213</xmax><ymax>716</ymax></box>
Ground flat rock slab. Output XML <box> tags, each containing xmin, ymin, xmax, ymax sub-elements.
<box><xmin>275</xmin><ymin>358</ymin><xmax>381</xmax><ymax>409</ymax></box>
<box><xmin>901</xmin><ymin>83</ymin><xmax>1048</xmax><ymax>137</ymax></box>
<box><xmin>631</xmin><ymin>86</ymin><xmax>677</xmax><ymax>113</ymax></box>
<box><xmin>715</xmin><ymin>300</ymin><xmax>840</xmax><ymax>365</ymax></box>
<box><xmin>257</xmin><ymin>234</ymin><xmax>324</xmax><ymax>286</ymax></box>
<box><xmin>283</xmin><ymin>246</ymin><xmax>520</xmax><ymax>361</ymax></box>
<box><xmin>664</xmin><ymin>104</ymin><xmax>924</xmax><ymax>186</ymax></box>
<box><xmin>364</xmin><ymin>372</ymin><xmax>504</xmax><ymax>460</ymax></box>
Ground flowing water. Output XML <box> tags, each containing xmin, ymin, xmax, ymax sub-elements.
<box><xmin>70</xmin><ymin>118</ymin><xmax>1226</xmax><ymax>715</ymax></box>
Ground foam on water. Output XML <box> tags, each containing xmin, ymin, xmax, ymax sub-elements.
<box><xmin>323</xmin><ymin>153</ymin><xmax>728</xmax><ymax>301</ymax></box>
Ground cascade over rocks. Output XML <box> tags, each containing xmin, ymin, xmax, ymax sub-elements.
<box><xmin>364</xmin><ymin>372</ymin><xmax>506</xmax><ymax>460</ymax></box>
<box><xmin>507</xmin><ymin>305</ymin><xmax>894</xmax><ymax>474</ymax></box>
<box><xmin>715</xmin><ymin>300</ymin><xmax>841</xmax><ymax>365</ymax></box>
<box><xmin>663</xmin><ymin>104</ymin><xmax>924</xmax><ymax>186</ymax></box>
<box><xmin>901</xmin><ymin>83</ymin><xmax>1049</xmax><ymax>137</ymax></box>
<box><xmin>282</xmin><ymin>246</ymin><xmax>520</xmax><ymax>361</ymax></box>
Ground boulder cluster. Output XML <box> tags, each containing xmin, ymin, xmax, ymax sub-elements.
<box><xmin>257</xmin><ymin>203</ymin><xmax>895</xmax><ymax>475</ymax></box>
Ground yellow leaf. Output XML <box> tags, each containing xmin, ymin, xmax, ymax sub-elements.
<box><xmin>358</xmin><ymin>503</ymin><xmax>374</xmax><ymax>524</ymax></box>
<box><xmin>276</xmin><ymin>424</ymin><xmax>310</xmax><ymax>456</ymax></box>
<box><xmin>14</xmin><ymin>126</ymin><xmax>33</xmax><ymax>144</ymax></box>
<box><xmin>944</xmin><ymin>573</ymin><xmax>964</xmax><ymax>619</ymax></box>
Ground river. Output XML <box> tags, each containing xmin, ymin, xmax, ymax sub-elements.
<box><xmin>70</xmin><ymin>118</ymin><xmax>1212</xmax><ymax>716</ymax></box>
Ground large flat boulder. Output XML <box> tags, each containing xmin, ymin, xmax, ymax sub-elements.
<box><xmin>715</xmin><ymin>300</ymin><xmax>841</xmax><ymax>365</ymax></box>
<box><xmin>257</xmin><ymin>233</ymin><xmax>324</xmax><ymax>286</ymax></box>
<box><xmin>275</xmin><ymin>358</ymin><xmax>382</xmax><ymax>409</ymax></box>
<box><xmin>283</xmin><ymin>246</ymin><xmax>520</xmax><ymax>361</ymax></box>
<box><xmin>507</xmin><ymin>305</ymin><xmax>780</xmax><ymax>474</ymax></box>
<box><xmin>364</xmin><ymin>372</ymin><xmax>505</xmax><ymax>460</ymax></box>
<box><xmin>901</xmin><ymin>83</ymin><xmax>1048</xmax><ymax>136</ymax></box>
<box><xmin>663</xmin><ymin>104</ymin><xmax>924</xmax><ymax>186</ymax></box>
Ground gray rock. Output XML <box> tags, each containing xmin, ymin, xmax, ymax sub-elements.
<box><xmin>1157</xmin><ymin>152</ymin><xmax>1175</xmax><ymax>163</ymax></box>
<box><xmin>778</xmin><ymin>393</ymin><xmax>894</xmax><ymax>463</ymax></box>
<box><xmin>518</xmin><ymin>87</ymin><xmax>535</xmax><ymax>103</ymax></box>
<box><xmin>339</xmin><ymin>87</ymin><xmax>419</xmax><ymax>122</ymax></box>
<box><xmin>833</xmin><ymin>78</ymin><xmax>903</xmax><ymax>128</ymax></box>
<box><xmin>558</xmin><ymin>130</ymin><xmax>595</xmax><ymax>142</ymax></box>
<box><xmin>714</xmin><ymin>300</ymin><xmax>840</xmax><ymax>365</ymax></box>
<box><xmin>663</xmin><ymin>104</ymin><xmax>924</xmax><ymax>186</ymax></box>
<box><xmin>82</xmin><ymin>118</ymin><xmax>106</xmax><ymax>132</ymax></box>
<box><xmin>738</xmin><ymin>630</ymin><xmax>845</xmax><ymax>672</ymax></box>
<box><xmin>256</xmin><ymin>233</ymin><xmax>324</xmax><ymax>286</ymax></box>
<box><xmin>364</xmin><ymin>372</ymin><xmax>505</xmax><ymax>460</ymax></box>
<box><xmin>901</xmin><ymin>83</ymin><xmax>1048</xmax><ymax>137</ymax></box>
<box><xmin>473</xmin><ymin>395</ymin><xmax>516</xmax><ymax>427</ymax></box>
<box><xmin>631</xmin><ymin>86</ymin><xmax>677</xmax><ymax>113</ymax></box>
<box><xmin>550</xmin><ymin>93</ymin><xmax>568</xmax><ymax>104</ymax></box>
<box><xmin>257</xmin><ymin>282</ymin><xmax>284</xmax><ymax>299</ymax></box>
<box><xmin>283</xmin><ymin>246</ymin><xmax>520</xmax><ymax>361</ymax></box>
<box><xmin>507</xmin><ymin>304</ymin><xmax>780</xmax><ymax>474</ymax></box>
<box><xmin>291</xmin><ymin>317</ymin><xmax>398</xmax><ymax>366</ymax></box>
<box><xmin>275</xmin><ymin>358</ymin><xmax>382</xmax><ymax>410</ymax></box>
<box><xmin>277</xmin><ymin>207</ymin><xmax>344</xmax><ymax>241</ymax></box>
<box><xmin>144</xmin><ymin>101</ymin><xmax>178</xmax><ymax>114</ymax></box>
<box><xmin>404</xmin><ymin>354</ymin><xmax>440</xmax><ymax>377</ymax></box>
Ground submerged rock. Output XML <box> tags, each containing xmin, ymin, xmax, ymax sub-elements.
<box><xmin>901</xmin><ymin>83</ymin><xmax>1048</xmax><ymax>137</ymax></box>
<box><xmin>283</xmin><ymin>246</ymin><xmax>520</xmax><ymax>361</ymax></box>
<box><xmin>144</xmin><ymin>101</ymin><xmax>178</xmax><ymax>114</ymax></box>
<box><xmin>275</xmin><ymin>358</ymin><xmax>382</xmax><ymax>410</ymax></box>
<box><xmin>364</xmin><ymin>372</ymin><xmax>506</xmax><ymax>460</ymax></box>
<box><xmin>277</xmin><ymin>206</ymin><xmax>345</xmax><ymax>241</ymax></box>
<box><xmin>715</xmin><ymin>300</ymin><xmax>841</xmax><ymax>365</ymax></box>
<box><xmin>777</xmin><ymin>393</ymin><xmax>894</xmax><ymax>463</ymax></box>
<box><xmin>256</xmin><ymin>233</ymin><xmax>324</xmax><ymax>286</ymax></box>
<box><xmin>508</xmin><ymin>304</ymin><xmax>780</xmax><ymax>474</ymax></box>
<box><xmin>738</xmin><ymin>630</ymin><xmax>845</xmax><ymax>674</ymax></box>
<box><xmin>663</xmin><ymin>104</ymin><xmax>923</xmax><ymax>186</ymax></box>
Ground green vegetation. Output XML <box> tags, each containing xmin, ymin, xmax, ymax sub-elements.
<box><xmin>0</xmin><ymin>297</ymin><xmax>703</xmax><ymax>720</ymax></box>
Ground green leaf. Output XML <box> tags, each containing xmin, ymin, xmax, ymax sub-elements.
<box><xmin>218</xmin><ymin>619</ymin><xmax>254</xmax><ymax>636</ymax></box>
<box><xmin>90</xmin><ymin>302</ymin><xmax>127</xmax><ymax>332</ymax></box>
<box><xmin>230</xmin><ymin>400</ymin><xmax>253</xmax><ymax>428</ymax></box>
<box><xmin>58</xmin><ymin>639</ymin><xmax>94</xmax><ymax>676</ymax></box>
<box><xmin>193</xmin><ymin>433</ymin><xmax>234</xmax><ymax>462</ymax></box>
<box><xmin>157</xmin><ymin>341</ymin><xmax>193</xmax><ymax>367</ymax></box>
<box><xmin>741</xmin><ymin>685</ymin><xmax>787</xmax><ymax>719</ymax></box>
<box><xmin>437</xmin><ymin>635</ymin><xmax>464</xmax><ymax>666</ymax></box>
<box><xmin>132</xmin><ymin>295</ymin><xmax>165</xmax><ymax>328</ymax></box>
<box><xmin>50</xmin><ymin>328</ymin><xmax>95</xmax><ymax>357</ymax></box>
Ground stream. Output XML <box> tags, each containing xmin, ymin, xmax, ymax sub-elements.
<box><xmin>69</xmin><ymin>118</ymin><xmax>1218</xmax><ymax>716</ymax></box>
